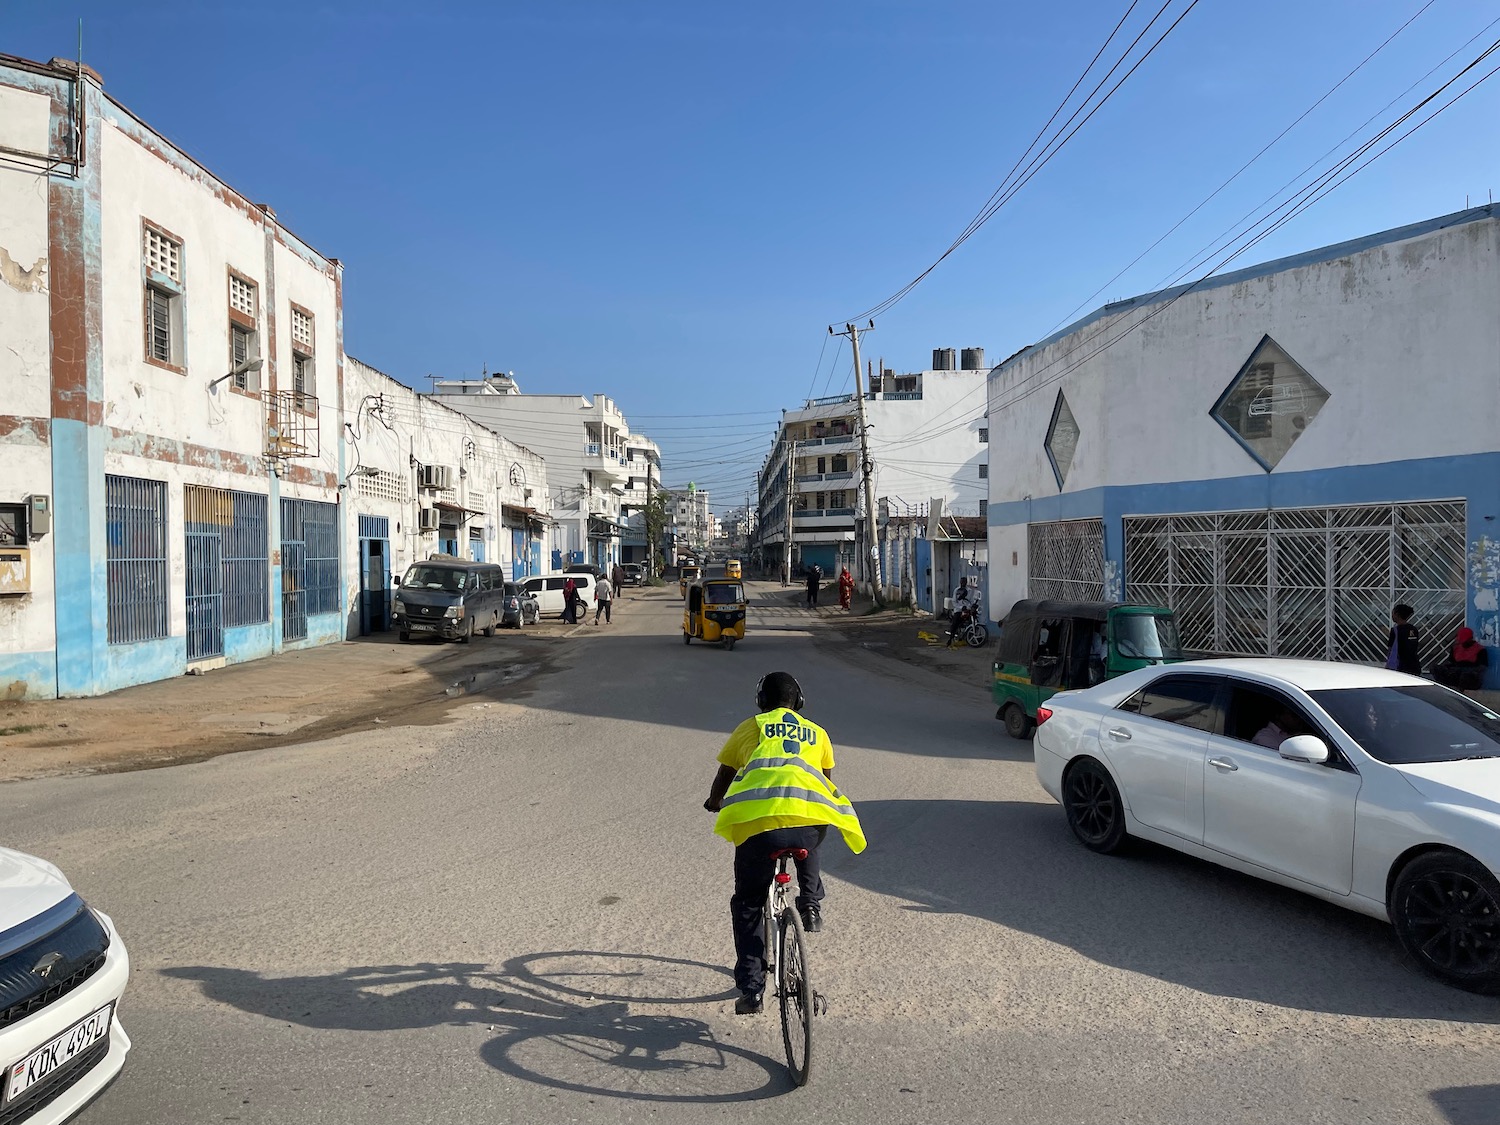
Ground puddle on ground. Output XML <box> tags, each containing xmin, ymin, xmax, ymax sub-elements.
<box><xmin>444</xmin><ymin>663</ymin><xmax>539</xmax><ymax>698</ymax></box>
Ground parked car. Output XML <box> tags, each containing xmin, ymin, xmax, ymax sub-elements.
<box><xmin>393</xmin><ymin>557</ymin><xmax>508</xmax><ymax>642</ymax></box>
<box><xmin>0</xmin><ymin>846</ymin><xmax>131</xmax><ymax>1123</ymax></box>
<box><xmin>521</xmin><ymin>571</ymin><xmax>596</xmax><ymax>618</ymax></box>
<box><xmin>620</xmin><ymin>564</ymin><xmax>645</xmax><ymax>587</ymax></box>
<box><xmin>1033</xmin><ymin>657</ymin><xmax>1500</xmax><ymax>992</ymax></box>
<box><xmin>564</xmin><ymin>563</ymin><xmax>606</xmax><ymax>580</ymax></box>
<box><xmin>500</xmin><ymin>582</ymin><xmax>540</xmax><ymax>628</ymax></box>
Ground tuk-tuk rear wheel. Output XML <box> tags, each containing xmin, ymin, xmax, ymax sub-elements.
<box><xmin>1003</xmin><ymin>703</ymin><xmax>1033</xmax><ymax>740</ymax></box>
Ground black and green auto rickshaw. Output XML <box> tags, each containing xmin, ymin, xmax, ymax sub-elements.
<box><xmin>992</xmin><ymin>598</ymin><xmax>1184</xmax><ymax>739</ymax></box>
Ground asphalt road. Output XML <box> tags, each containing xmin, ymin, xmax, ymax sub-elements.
<box><xmin>3</xmin><ymin>583</ymin><xmax>1496</xmax><ymax>1124</ymax></box>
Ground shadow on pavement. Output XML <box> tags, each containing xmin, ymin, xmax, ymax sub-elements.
<box><xmin>1431</xmin><ymin>1085</ymin><xmax>1500</xmax><ymax>1125</ymax></box>
<box><xmin>163</xmin><ymin>951</ymin><xmax>793</xmax><ymax>1103</ymax></box>
<box><xmin>839</xmin><ymin>797</ymin><xmax>1500</xmax><ymax>1023</ymax></box>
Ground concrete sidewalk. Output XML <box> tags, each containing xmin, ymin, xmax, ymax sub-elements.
<box><xmin>0</xmin><ymin>621</ymin><xmax>581</xmax><ymax>782</ymax></box>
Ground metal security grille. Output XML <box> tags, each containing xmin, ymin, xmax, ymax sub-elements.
<box><xmin>358</xmin><ymin>515</ymin><xmax>389</xmax><ymax>539</ymax></box>
<box><xmin>106</xmin><ymin>475</ymin><xmax>169</xmax><ymax>645</ymax></box>
<box><xmin>147</xmin><ymin>287</ymin><xmax>172</xmax><ymax>363</ymax></box>
<box><xmin>1124</xmin><ymin>501</ymin><xmax>1466</xmax><ymax>666</ymax></box>
<box><xmin>281</xmin><ymin>498</ymin><xmax>339</xmax><ymax>641</ymax></box>
<box><xmin>1028</xmin><ymin>519</ymin><xmax>1106</xmax><ymax>601</ymax></box>
<box><xmin>185</xmin><ymin>488</ymin><xmax>270</xmax><ymax>660</ymax></box>
<box><xmin>143</xmin><ymin>227</ymin><xmax>180</xmax><ymax>280</ymax></box>
<box><xmin>356</xmin><ymin>471</ymin><xmax>406</xmax><ymax>503</ymax></box>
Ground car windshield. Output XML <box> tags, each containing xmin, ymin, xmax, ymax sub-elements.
<box><xmin>704</xmin><ymin>583</ymin><xmax>743</xmax><ymax>605</ymax></box>
<box><xmin>403</xmin><ymin>566</ymin><xmax>466</xmax><ymax>592</ymax></box>
<box><xmin>1310</xmin><ymin>685</ymin><xmax>1500</xmax><ymax>764</ymax></box>
<box><xmin>1114</xmin><ymin>613</ymin><xmax>1182</xmax><ymax>661</ymax></box>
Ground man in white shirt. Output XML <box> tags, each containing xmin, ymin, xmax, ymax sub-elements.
<box><xmin>593</xmin><ymin>576</ymin><xmax>614</xmax><ymax>625</ymax></box>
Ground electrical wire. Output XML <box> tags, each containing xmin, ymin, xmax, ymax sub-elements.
<box><xmin>844</xmin><ymin>0</ymin><xmax>1202</xmax><ymax>324</ymax></box>
<box><xmin>1039</xmin><ymin>0</ymin><xmax>1444</xmax><ymax>340</ymax></box>
<box><xmin>989</xmin><ymin>32</ymin><xmax>1500</xmax><ymax>417</ymax></box>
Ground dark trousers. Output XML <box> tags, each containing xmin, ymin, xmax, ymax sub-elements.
<box><xmin>595</xmin><ymin>600</ymin><xmax>612</xmax><ymax>623</ymax></box>
<box><xmin>730</xmin><ymin>825</ymin><xmax>826</xmax><ymax>997</ymax></box>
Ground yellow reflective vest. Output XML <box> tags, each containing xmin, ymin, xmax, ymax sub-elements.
<box><xmin>714</xmin><ymin>709</ymin><xmax>867</xmax><ymax>854</ymax></box>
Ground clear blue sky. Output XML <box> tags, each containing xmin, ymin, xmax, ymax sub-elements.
<box><xmin>8</xmin><ymin>1</ymin><xmax>1498</xmax><ymax>509</ymax></box>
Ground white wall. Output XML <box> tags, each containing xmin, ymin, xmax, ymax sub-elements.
<box><xmin>988</xmin><ymin>213</ymin><xmax>1500</xmax><ymax>504</ymax></box>
<box><xmin>0</xmin><ymin>82</ymin><xmax>58</xmax><ymax>687</ymax></box>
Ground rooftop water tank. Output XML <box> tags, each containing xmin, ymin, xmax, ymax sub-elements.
<box><xmin>961</xmin><ymin>347</ymin><xmax>986</xmax><ymax>370</ymax></box>
<box><xmin>933</xmin><ymin>348</ymin><xmax>956</xmax><ymax>371</ymax></box>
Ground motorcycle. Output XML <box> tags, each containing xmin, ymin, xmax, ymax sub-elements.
<box><xmin>946</xmin><ymin>600</ymin><xmax>989</xmax><ymax>648</ymax></box>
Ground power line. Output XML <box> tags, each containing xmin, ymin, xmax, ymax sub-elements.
<box><xmin>1039</xmin><ymin>0</ymin><xmax>1444</xmax><ymax>341</ymax></box>
<box><xmin>990</xmin><ymin>32</ymin><xmax>1500</xmax><ymax>417</ymax></box>
<box><xmin>844</xmin><ymin>0</ymin><xmax>1202</xmax><ymax>324</ymax></box>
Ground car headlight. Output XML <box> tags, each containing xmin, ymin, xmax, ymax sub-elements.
<box><xmin>393</xmin><ymin>597</ymin><xmax>405</xmax><ymax>614</ymax></box>
<box><xmin>445</xmin><ymin>606</ymin><xmax>462</xmax><ymax>619</ymax></box>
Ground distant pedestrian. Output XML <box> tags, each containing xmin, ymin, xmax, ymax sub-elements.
<box><xmin>805</xmin><ymin>565</ymin><xmax>821</xmax><ymax>608</ymax></box>
<box><xmin>1386</xmin><ymin>603</ymin><xmax>1423</xmax><ymax>676</ymax></box>
<box><xmin>594</xmin><ymin>576</ymin><xmax>614</xmax><ymax>625</ymax></box>
<box><xmin>1434</xmin><ymin>626</ymin><xmax>1488</xmax><ymax>695</ymax></box>
<box><xmin>612</xmin><ymin>563</ymin><xmax>626</xmax><ymax>596</ymax></box>
<box><xmin>838</xmin><ymin>566</ymin><xmax>854</xmax><ymax>610</ymax></box>
<box><xmin>562</xmin><ymin>577</ymin><xmax>578</xmax><ymax>624</ymax></box>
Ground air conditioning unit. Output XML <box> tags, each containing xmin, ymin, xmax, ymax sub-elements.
<box><xmin>418</xmin><ymin>507</ymin><xmax>442</xmax><ymax>532</ymax></box>
<box><xmin>419</xmin><ymin>465</ymin><xmax>452</xmax><ymax>491</ymax></box>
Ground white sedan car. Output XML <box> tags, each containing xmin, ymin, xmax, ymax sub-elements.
<box><xmin>1033</xmin><ymin>658</ymin><xmax>1500</xmax><ymax>993</ymax></box>
<box><xmin>0</xmin><ymin>846</ymin><xmax>130</xmax><ymax>1123</ymax></box>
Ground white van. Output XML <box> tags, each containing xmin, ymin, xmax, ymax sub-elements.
<box><xmin>522</xmin><ymin>571</ymin><xmax>595</xmax><ymax>617</ymax></box>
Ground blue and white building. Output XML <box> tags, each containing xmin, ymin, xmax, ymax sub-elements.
<box><xmin>987</xmin><ymin>205</ymin><xmax>1500</xmax><ymax>682</ymax></box>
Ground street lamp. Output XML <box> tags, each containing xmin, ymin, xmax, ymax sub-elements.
<box><xmin>207</xmin><ymin>357</ymin><xmax>264</xmax><ymax>393</ymax></box>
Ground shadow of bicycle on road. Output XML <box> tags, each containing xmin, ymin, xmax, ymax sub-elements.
<box><xmin>163</xmin><ymin>950</ymin><xmax>794</xmax><ymax>1103</ymax></box>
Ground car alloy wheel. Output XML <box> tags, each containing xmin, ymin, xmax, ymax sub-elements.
<box><xmin>1392</xmin><ymin>851</ymin><xmax>1500</xmax><ymax>993</ymax></box>
<box><xmin>1063</xmin><ymin>758</ymin><xmax>1128</xmax><ymax>854</ymax></box>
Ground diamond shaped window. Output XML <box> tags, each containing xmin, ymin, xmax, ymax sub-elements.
<box><xmin>1045</xmin><ymin>391</ymin><xmax>1080</xmax><ymax>490</ymax></box>
<box><xmin>1212</xmin><ymin>336</ymin><xmax>1329</xmax><ymax>471</ymax></box>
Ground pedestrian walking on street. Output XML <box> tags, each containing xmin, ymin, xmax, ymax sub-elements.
<box><xmin>1386</xmin><ymin>603</ymin><xmax>1423</xmax><ymax>676</ymax></box>
<box><xmin>805</xmin><ymin>565</ymin><xmax>821</xmax><ymax>608</ymax></box>
<box><xmin>594</xmin><ymin>575</ymin><xmax>614</xmax><ymax>625</ymax></box>
<box><xmin>838</xmin><ymin>566</ymin><xmax>854</xmax><ymax>610</ymax></box>
<box><xmin>611</xmin><ymin>563</ymin><xmax>626</xmax><ymax>598</ymax></box>
<box><xmin>562</xmin><ymin>577</ymin><xmax>578</xmax><ymax>624</ymax></box>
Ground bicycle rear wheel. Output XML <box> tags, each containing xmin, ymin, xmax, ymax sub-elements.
<box><xmin>776</xmin><ymin>907</ymin><xmax>813</xmax><ymax>1086</ymax></box>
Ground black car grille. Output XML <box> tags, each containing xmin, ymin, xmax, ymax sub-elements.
<box><xmin>0</xmin><ymin>1033</ymin><xmax>110</xmax><ymax>1125</ymax></box>
<box><xmin>0</xmin><ymin>907</ymin><xmax>110</xmax><ymax>1030</ymax></box>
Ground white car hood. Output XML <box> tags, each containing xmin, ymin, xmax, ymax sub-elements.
<box><xmin>0</xmin><ymin>846</ymin><xmax>74</xmax><ymax>932</ymax></box>
<box><xmin>1394</xmin><ymin>759</ymin><xmax>1500</xmax><ymax>811</ymax></box>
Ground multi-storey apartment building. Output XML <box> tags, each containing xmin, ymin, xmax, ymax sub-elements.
<box><xmin>756</xmin><ymin>351</ymin><xmax>990</xmax><ymax>576</ymax></box>
<box><xmin>429</xmin><ymin>374</ymin><xmax>652</xmax><ymax>571</ymax></box>
<box><xmin>620</xmin><ymin>433</ymin><xmax>662</xmax><ymax>566</ymax></box>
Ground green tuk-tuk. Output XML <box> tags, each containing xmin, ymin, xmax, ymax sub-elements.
<box><xmin>992</xmin><ymin>598</ymin><xmax>1184</xmax><ymax>739</ymax></box>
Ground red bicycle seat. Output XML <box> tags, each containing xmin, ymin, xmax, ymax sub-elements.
<box><xmin>770</xmin><ymin>848</ymin><xmax>809</xmax><ymax>861</ymax></box>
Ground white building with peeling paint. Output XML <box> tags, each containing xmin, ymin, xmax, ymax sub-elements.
<box><xmin>0</xmin><ymin>52</ymin><xmax>568</xmax><ymax>701</ymax></box>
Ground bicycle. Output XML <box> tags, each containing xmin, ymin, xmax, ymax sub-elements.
<box><xmin>762</xmin><ymin>846</ymin><xmax>826</xmax><ymax>1086</ymax></box>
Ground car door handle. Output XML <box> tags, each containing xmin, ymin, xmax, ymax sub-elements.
<box><xmin>1107</xmin><ymin>728</ymin><xmax>1132</xmax><ymax>742</ymax></box>
<box><xmin>1208</xmin><ymin>756</ymin><xmax>1239</xmax><ymax>772</ymax></box>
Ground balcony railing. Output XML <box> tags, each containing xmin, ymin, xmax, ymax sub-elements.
<box><xmin>796</xmin><ymin>432</ymin><xmax>856</xmax><ymax>447</ymax></box>
<box><xmin>795</xmin><ymin>471</ymin><xmax>854</xmax><ymax>484</ymax></box>
<box><xmin>794</xmin><ymin>508</ymin><xmax>856</xmax><ymax>520</ymax></box>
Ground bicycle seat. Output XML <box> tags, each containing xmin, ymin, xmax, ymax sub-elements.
<box><xmin>770</xmin><ymin>848</ymin><xmax>809</xmax><ymax>861</ymax></box>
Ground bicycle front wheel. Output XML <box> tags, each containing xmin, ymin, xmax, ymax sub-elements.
<box><xmin>776</xmin><ymin>907</ymin><xmax>813</xmax><ymax>1086</ymax></box>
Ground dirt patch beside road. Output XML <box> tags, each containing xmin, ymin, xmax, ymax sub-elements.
<box><xmin>0</xmin><ymin>625</ymin><xmax>578</xmax><ymax>782</ymax></box>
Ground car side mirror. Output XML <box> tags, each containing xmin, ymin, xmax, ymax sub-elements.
<box><xmin>1279</xmin><ymin>734</ymin><xmax>1330</xmax><ymax>765</ymax></box>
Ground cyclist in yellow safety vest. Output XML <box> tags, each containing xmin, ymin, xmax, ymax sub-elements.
<box><xmin>703</xmin><ymin>671</ymin><xmax>866</xmax><ymax>1015</ymax></box>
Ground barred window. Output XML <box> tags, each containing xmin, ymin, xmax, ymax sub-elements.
<box><xmin>147</xmin><ymin>287</ymin><xmax>174</xmax><ymax>363</ymax></box>
<box><xmin>185</xmin><ymin>486</ymin><xmax>269</xmax><ymax>629</ymax></box>
<box><xmin>106</xmin><ymin>475</ymin><xmax>169</xmax><ymax>644</ymax></box>
<box><xmin>282</xmin><ymin>498</ymin><xmax>339</xmax><ymax>617</ymax></box>
<box><xmin>143</xmin><ymin>222</ymin><xmax>184</xmax><ymax>368</ymax></box>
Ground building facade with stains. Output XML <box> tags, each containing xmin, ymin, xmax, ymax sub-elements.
<box><xmin>343</xmin><ymin>358</ymin><xmax>549</xmax><ymax>619</ymax></box>
<box><xmin>986</xmin><ymin>205</ymin><xmax>1500</xmax><ymax>684</ymax></box>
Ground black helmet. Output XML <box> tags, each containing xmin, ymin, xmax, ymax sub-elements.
<box><xmin>756</xmin><ymin>671</ymin><xmax>805</xmax><ymax>712</ymax></box>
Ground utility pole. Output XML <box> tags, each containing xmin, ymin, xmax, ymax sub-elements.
<box><xmin>832</xmin><ymin>321</ymin><xmax>883</xmax><ymax>605</ymax></box>
<box><xmin>782</xmin><ymin>437</ymin><xmax>796</xmax><ymax>586</ymax></box>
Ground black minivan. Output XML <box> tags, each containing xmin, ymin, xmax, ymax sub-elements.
<box><xmin>394</xmin><ymin>557</ymin><xmax>508</xmax><ymax>642</ymax></box>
